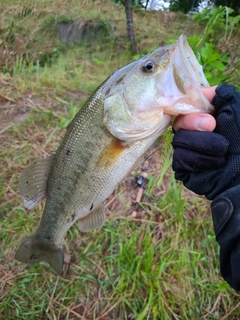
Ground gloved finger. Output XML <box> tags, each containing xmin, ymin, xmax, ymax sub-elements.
<box><xmin>172</xmin><ymin>130</ymin><xmax>229</xmax><ymax>155</ymax></box>
<box><xmin>213</xmin><ymin>84</ymin><xmax>240</xmax><ymax>119</ymax></box>
<box><xmin>175</xmin><ymin>153</ymin><xmax>240</xmax><ymax>200</ymax></box>
<box><xmin>212</xmin><ymin>86</ymin><xmax>240</xmax><ymax>152</ymax></box>
<box><xmin>174</xmin><ymin>170</ymin><xmax>214</xmax><ymax>198</ymax></box>
<box><xmin>172</xmin><ymin>148</ymin><xmax>227</xmax><ymax>172</ymax></box>
<box><xmin>172</xmin><ymin>130</ymin><xmax>229</xmax><ymax>172</ymax></box>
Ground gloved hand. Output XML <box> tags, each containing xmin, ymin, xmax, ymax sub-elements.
<box><xmin>172</xmin><ymin>84</ymin><xmax>240</xmax><ymax>200</ymax></box>
<box><xmin>172</xmin><ymin>84</ymin><xmax>240</xmax><ymax>291</ymax></box>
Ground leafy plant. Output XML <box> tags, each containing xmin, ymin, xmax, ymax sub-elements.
<box><xmin>190</xmin><ymin>6</ymin><xmax>240</xmax><ymax>88</ymax></box>
<box><xmin>192</xmin><ymin>6</ymin><xmax>240</xmax><ymax>45</ymax></box>
<box><xmin>188</xmin><ymin>36</ymin><xmax>229</xmax><ymax>85</ymax></box>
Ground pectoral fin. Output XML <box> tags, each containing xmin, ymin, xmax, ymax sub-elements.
<box><xmin>19</xmin><ymin>153</ymin><xmax>55</xmax><ymax>209</ymax></box>
<box><xmin>78</xmin><ymin>204</ymin><xmax>105</xmax><ymax>232</ymax></box>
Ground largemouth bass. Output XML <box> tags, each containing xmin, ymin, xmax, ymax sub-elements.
<box><xmin>15</xmin><ymin>35</ymin><xmax>214</xmax><ymax>274</ymax></box>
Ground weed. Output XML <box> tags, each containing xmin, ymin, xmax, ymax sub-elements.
<box><xmin>192</xmin><ymin>6</ymin><xmax>240</xmax><ymax>89</ymax></box>
<box><xmin>189</xmin><ymin>36</ymin><xmax>230</xmax><ymax>85</ymax></box>
<box><xmin>58</xmin><ymin>99</ymin><xmax>78</xmax><ymax>128</ymax></box>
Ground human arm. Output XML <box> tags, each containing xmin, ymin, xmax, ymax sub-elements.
<box><xmin>172</xmin><ymin>84</ymin><xmax>240</xmax><ymax>291</ymax></box>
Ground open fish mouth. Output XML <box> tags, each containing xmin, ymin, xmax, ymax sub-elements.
<box><xmin>103</xmin><ymin>34</ymin><xmax>214</xmax><ymax>142</ymax></box>
<box><xmin>177</xmin><ymin>34</ymin><xmax>209</xmax><ymax>88</ymax></box>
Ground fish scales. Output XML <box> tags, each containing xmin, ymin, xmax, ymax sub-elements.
<box><xmin>41</xmin><ymin>87</ymin><xmax>154</xmax><ymax>240</ymax></box>
<box><xmin>15</xmin><ymin>35</ymin><xmax>214</xmax><ymax>274</ymax></box>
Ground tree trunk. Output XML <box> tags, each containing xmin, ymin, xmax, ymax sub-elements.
<box><xmin>124</xmin><ymin>0</ymin><xmax>136</xmax><ymax>53</ymax></box>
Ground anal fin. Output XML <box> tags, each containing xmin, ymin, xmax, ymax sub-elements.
<box><xmin>19</xmin><ymin>153</ymin><xmax>55</xmax><ymax>209</ymax></box>
<box><xmin>78</xmin><ymin>204</ymin><xmax>105</xmax><ymax>232</ymax></box>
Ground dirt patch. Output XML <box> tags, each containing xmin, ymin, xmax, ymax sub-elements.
<box><xmin>58</xmin><ymin>18</ymin><xmax>114</xmax><ymax>44</ymax></box>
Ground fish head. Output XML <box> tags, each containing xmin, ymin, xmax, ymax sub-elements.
<box><xmin>103</xmin><ymin>35</ymin><xmax>214</xmax><ymax>141</ymax></box>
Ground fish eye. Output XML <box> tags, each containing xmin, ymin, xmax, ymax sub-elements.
<box><xmin>142</xmin><ymin>61</ymin><xmax>156</xmax><ymax>73</ymax></box>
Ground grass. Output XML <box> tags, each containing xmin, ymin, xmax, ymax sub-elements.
<box><xmin>1</xmin><ymin>0</ymin><xmax>240</xmax><ymax>319</ymax></box>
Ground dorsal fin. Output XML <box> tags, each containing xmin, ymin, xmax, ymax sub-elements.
<box><xmin>19</xmin><ymin>153</ymin><xmax>55</xmax><ymax>209</ymax></box>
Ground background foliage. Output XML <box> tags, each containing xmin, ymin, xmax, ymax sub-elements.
<box><xmin>113</xmin><ymin>0</ymin><xmax>240</xmax><ymax>12</ymax></box>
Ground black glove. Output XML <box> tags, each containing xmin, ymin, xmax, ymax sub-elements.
<box><xmin>172</xmin><ymin>84</ymin><xmax>240</xmax><ymax>291</ymax></box>
<box><xmin>172</xmin><ymin>84</ymin><xmax>240</xmax><ymax>201</ymax></box>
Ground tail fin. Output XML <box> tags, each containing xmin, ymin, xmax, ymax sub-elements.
<box><xmin>15</xmin><ymin>233</ymin><xmax>64</xmax><ymax>275</ymax></box>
